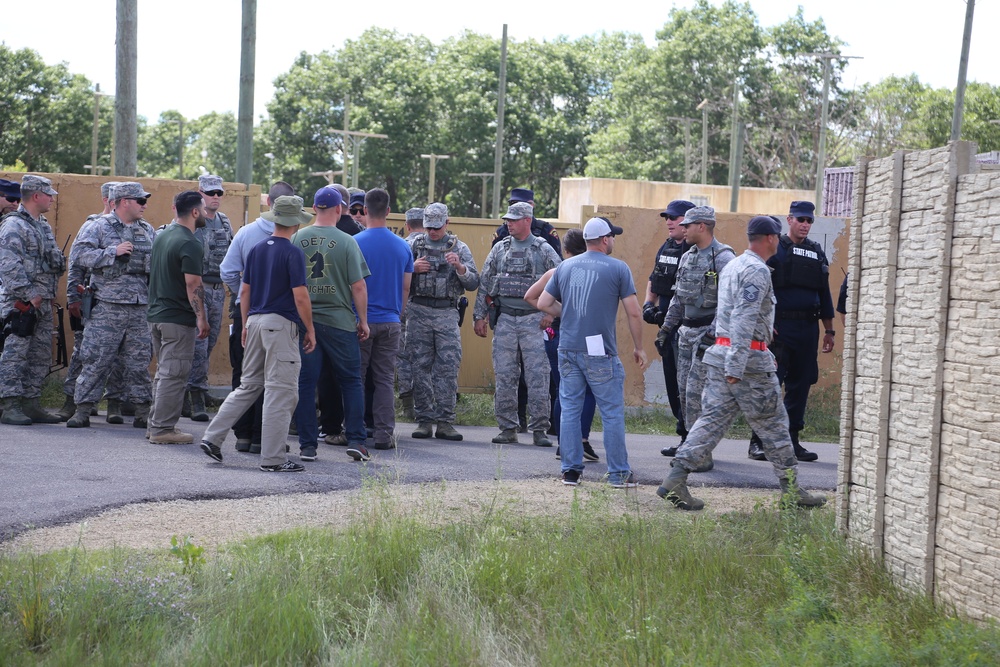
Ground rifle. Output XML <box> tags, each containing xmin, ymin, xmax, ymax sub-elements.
<box><xmin>49</xmin><ymin>303</ymin><xmax>68</xmax><ymax>375</ymax></box>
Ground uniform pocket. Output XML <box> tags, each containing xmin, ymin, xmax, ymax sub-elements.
<box><xmin>746</xmin><ymin>373</ymin><xmax>780</xmax><ymax>419</ymax></box>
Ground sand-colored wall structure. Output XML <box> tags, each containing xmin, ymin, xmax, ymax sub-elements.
<box><xmin>838</xmin><ymin>142</ymin><xmax>1000</xmax><ymax>621</ymax></box>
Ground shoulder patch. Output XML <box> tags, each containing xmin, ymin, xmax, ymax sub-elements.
<box><xmin>742</xmin><ymin>284</ymin><xmax>760</xmax><ymax>302</ymax></box>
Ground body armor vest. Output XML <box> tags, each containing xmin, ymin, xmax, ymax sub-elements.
<box><xmin>496</xmin><ymin>238</ymin><xmax>540</xmax><ymax>298</ymax></box>
<box><xmin>107</xmin><ymin>220</ymin><xmax>153</xmax><ymax>278</ymax></box>
<box><xmin>649</xmin><ymin>239</ymin><xmax>685</xmax><ymax>296</ymax></box>
<box><xmin>413</xmin><ymin>233</ymin><xmax>457</xmax><ymax>299</ymax></box>
<box><xmin>672</xmin><ymin>243</ymin><xmax>735</xmax><ymax>310</ymax></box>
<box><xmin>770</xmin><ymin>235</ymin><xmax>825</xmax><ymax>291</ymax></box>
<box><xmin>202</xmin><ymin>213</ymin><xmax>233</xmax><ymax>278</ymax></box>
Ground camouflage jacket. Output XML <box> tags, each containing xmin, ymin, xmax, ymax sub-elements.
<box><xmin>71</xmin><ymin>211</ymin><xmax>155</xmax><ymax>305</ymax></box>
<box><xmin>0</xmin><ymin>206</ymin><xmax>65</xmax><ymax>307</ymax></box>
<box><xmin>662</xmin><ymin>237</ymin><xmax>736</xmax><ymax>332</ymax></box>
<box><xmin>474</xmin><ymin>234</ymin><xmax>560</xmax><ymax>320</ymax></box>
<box><xmin>66</xmin><ymin>214</ymin><xmax>101</xmax><ymax>303</ymax></box>
<box><xmin>410</xmin><ymin>232</ymin><xmax>480</xmax><ymax>301</ymax></box>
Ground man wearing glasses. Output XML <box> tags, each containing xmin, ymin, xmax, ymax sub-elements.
<box><xmin>67</xmin><ymin>183</ymin><xmax>157</xmax><ymax>435</ymax></box>
<box><xmin>348</xmin><ymin>191</ymin><xmax>367</xmax><ymax>229</ymax></box>
<box><xmin>747</xmin><ymin>201</ymin><xmax>834</xmax><ymax>463</ymax></box>
<box><xmin>182</xmin><ymin>175</ymin><xmax>234</xmax><ymax>422</ymax></box>
<box><xmin>0</xmin><ymin>179</ymin><xmax>20</xmax><ymax>216</ymax></box>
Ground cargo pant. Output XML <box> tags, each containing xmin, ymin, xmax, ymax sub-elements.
<box><xmin>407</xmin><ymin>302</ymin><xmax>462</xmax><ymax>424</ymax></box>
<box><xmin>73</xmin><ymin>301</ymin><xmax>152</xmax><ymax>405</ymax></box>
<box><xmin>492</xmin><ymin>311</ymin><xmax>549</xmax><ymax>432</ymax></box>
<box><xmin>0</xmin><ymin>299</ymin><xmax>54</xmax><ymax>399</ymax></box>
<box><xmin>676</xmin><ymin>324</ymin><xmax>713</xmax><ymax>426</ymax></box>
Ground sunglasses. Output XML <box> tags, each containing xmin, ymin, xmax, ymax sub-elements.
<box><xmin>128</xmin><ymin>197</ymin><xmax>149</xmax><ymax>206</ymax></box>
<box><xmin>664</xmin><ymin>214</ymin><xmax>682</xmax><ymax>221</ymax></box>
<box><xmin>795</xmin><ymin>216</ymin><xmax>813</xmax><ymax>223</ymax></box>
<box><xmin>202</xmin><ymin>190</ymin><xmax>224</xmax><ymax>197</ymax></box>
<box><xmin>350</xmin><ymin>207</ymin><xmax>364</xmax><ymax>215</ymax></box>
<box><xmin>4</xmin><ymin>196</ymin><xmax>20</xmax><ymax>203</ymax></box>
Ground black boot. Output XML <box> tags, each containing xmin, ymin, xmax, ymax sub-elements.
<box><xmin>747</xmin><ymin>433</ymin><xmax>766</xmax><ymax>460</ymax></box>
<box><xmin>182</xmin><ymin>391</ymin><xmax>192</xmax><ymax>419</ymax></box>
<box><xmin>791</xmin><ymin>430</ymin><xmax>818</xmax><ymax>462</ymax></box>
<box><xmin>190</xmin><ymin>389</ymin><xmax>209</xmax><ymax>422</ymax></box>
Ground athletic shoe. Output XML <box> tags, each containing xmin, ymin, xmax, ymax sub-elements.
<box><xmin>260</xmin><ymin>461</ymin><xmax>304</xmax><ymax>472</ymax></box>
<box><xmin>347</xmin><ymin>443</ymin><xmax>371</xmax><ymax>462</ymax></box>
<box><xmin>199</xmin><ymin>440</ymin><xmax>223</xmax><ymax>463</ymax></box>
<box><xmin>609</xmin><ymin>473</ymin><xmax>639</xmax><ymax>489</ymax></box>
<box><xmin>562</xmin><ymin>469</ymin><xmax>581</xmax><ymax>486</ymax></box>
<box><xmin>300</xmin><ymin>447</ymin><xmax>318</xmax><ymax>462</ymax></box>
<box><xmin>583</xmin><ymin>440</ymin><xmax>600</xmax><ymax>462</ymax></box>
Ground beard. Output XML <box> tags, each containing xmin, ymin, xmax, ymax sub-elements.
<box><xmin>195</xmin><ymin>214</ymin><xmax>208</xmax><ymax>228</ymax></box>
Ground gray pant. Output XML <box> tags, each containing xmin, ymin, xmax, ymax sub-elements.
<box><xmin>203</xmin><ymin>313</ymin><xmax>300</xmax><ymax>466</ymax></box>
<box><xmin>676</xmin><ymin>324</ymin><xmax>712</xmax><ymax>425</ymax></box>
<box><xmin>492</xmin><ymin>311</ymin><xmax>549</xmax><ymax>432</ymax></box>
<box><xmin>186</xmin><ymin>282</ymin><xmax>226</xmax><ymax>392</ymax></box>
<box><xmin>359</xmin><ymin>322</ymin><xmax>401</xmax><ymax>444</ymax></box>
<box><xmin>149</xmin><ymin>322</ymin><xmax>196</xmax><ymax>435</ymax></box>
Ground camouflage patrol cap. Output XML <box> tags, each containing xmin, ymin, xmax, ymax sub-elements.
<box><xmin>114</xmin><ymin>182</ymin><xmax>151</xmax><ymax>200</ymax></box>
<box><xmin>100</xmin><ymin>181</ymin><xmax>121</xmax><ymax>199</ymax></box>
<box><xmin>199</xmin><ymin>174</ymin><xmax>224</xmax><ymax>193</ymax></box>
<box><xmin>20</xmin><ymin>174</ymin><xmax>58</xmax><ymax>196</ymax></box>
<box><xmin>405</xmin><ymin>207</ymin><xmax>424</xmax><ymax>223</ymax></box>
<box><xmin>501</xmin><ymin>202</ymin><xmax>533</xmax><ymax>221</ymax></box>
<box><xmin>681</xmin><ymin>205</ymin><xmax>715</xmax><ymax>226</ymax></box>
<box><xmin>423</xmin><ymin>202</ymin><xmax>449</xmax><ymax>228</ymax></box>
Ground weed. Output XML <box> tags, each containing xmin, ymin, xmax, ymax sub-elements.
<box><xmin>169</xmin><ymin>536</ymin><xmax>205</xmax><ymax>575</ymax></box>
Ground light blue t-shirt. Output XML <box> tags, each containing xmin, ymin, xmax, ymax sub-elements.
<box><xmin>545</xmin><ymin>250</ymin><xmax>636</xmax><ymax>356</ymax></box>
<box><xmin>355</xmin><ymin>227</ymin><xmax>414</xmax><ymax>324</ymax></box>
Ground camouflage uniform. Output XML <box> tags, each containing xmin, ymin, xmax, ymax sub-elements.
<box><xmin>407</xmin><ymin>231</ymin><xmax>479</xmax><ymax>425</ymax></box>
<box><xmin>395</xmin><ymin>223</ymin><xmax>424</xmax><ymax>398</ymax></box>
<box><xmin>72</xmin><ymin>209</ymin><xmax>155</xmax><ymax>409</ymax></box>
<box><xmin>0</xmin><ymin>202</ymin><xmax>65</xmax><ymax>402</ymax></box>
<box><xmin>671</xmin><ymin>249</ymin><xmax>798</xmax><ymax>478</ymax></box>
<box><xmin>186</xmin><ymin>209</ymin><xmax>232</xmax><ymax>393</ymax></box>
<box><xmin>660</xmin><ymin>237</ymin><xmax>735</xmax><ymax>425</ymax></box>
<box><xmin>475</xmin><ymin>230</ymin><xmax>560</xmax><ymax>433</ymax></box>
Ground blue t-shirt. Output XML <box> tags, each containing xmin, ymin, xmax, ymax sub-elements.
<box><xmin>243</xmin><ymin>236</ymin><xmax>307</xmax><ymax>327</ymax></box>
<box><xmin>355</xmin><ymin>227</ymin><xmax>414</xmax><ymax>324</ymax></box>
<box><xmin>545</xmin><ymin>250</ymin><xmax>636</xmax><ymax>356</ymax></box>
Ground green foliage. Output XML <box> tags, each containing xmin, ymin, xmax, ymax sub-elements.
<box><xmin>169</xmin><ymin>535</ymin><xmax>205</xmax><ymax>575</ymax></box>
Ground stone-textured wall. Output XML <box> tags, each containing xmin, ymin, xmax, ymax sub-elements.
<box><xmin>840</xmin><ymin>143</ymin><xmax>1000</xmax><ymax>621</ymax></box>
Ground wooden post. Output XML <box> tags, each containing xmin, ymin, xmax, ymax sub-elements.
<box><xmin>491</xmin><ymin>24</ymin><xmax>508</xmax><ymax>219</ymax></box>
<box><xmin>115</xmin><ymin>0</ymin><xmax>138</xmax><ymax>176</ymax></box>
<box><xmin>236</xmin><ymin>0</ymin><xmax>256</xmax><ymax>186</ymax></box>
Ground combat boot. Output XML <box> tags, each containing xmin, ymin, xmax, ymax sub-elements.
<box><xmin>190</xmin><ymin>390</ymin><xmax>210</xmax><ymax>422</ymax></box>
<box><xmin>748</xmin><ymin>433</ymin><xmax>766</xmax><ymax>460</ymax></box>
<box><xmin>55</xmin><ymin>395</ymin><xmax>77</xmax><ymax>422</ymax></box>
<box><xmin>435</xmin><ymin>422</ymin><xmax>463</xmax><ymax>441</ymax></box>
<box><xmin>398</xmin><ymin>392</ymin><xmax>415</xmax><ymax>421</ymax></box>
<box><xmin>22</xmin><ymin>398</ymin><xmax>60</xmax><ymax>424</ymax></box>
<box><xmin>412</xmin><ymin>422</ymin><xmax>433</xmax><ymax>439</ymax></box>
<box><xmin>655</xmin><ymin>463</ymin><xmax>705</xmax><ymax>511</ymax></box>
<box><xmin>790</xmin><ymin>430</ymin><xmax>818</xmax><ymax>462</ymax></box>
<box><xmin>0</xmin><ymin>397</ymin><xmax>33</xmax><ymax>426</ymax></box>
<box><xmin>121</xmin><ymin>400</ymin><xmax>136</xmax><ymax>416</ymax></box>
<box><xmin>492</xmin><ymin>429</ymin><xmax>518</xmax><ymax>444</ymax></box>
<box><xmin>132</xmin><ymin>402</ymin><xmax>150</xmax><ymax>429</ymax></box>
<box><xmin>779</xmin><ymin>474</ymin><xmax>826</xmax><ymax>508</ymax></box>
<box><xmin>533</xmin><ymin>430</ymin><xmax>552</xmax><ymax>447</ymax></box>
<box><xmin>66</xmin><ymin>403</ymin><xmax>94</xmax><ymax>428</ymax></box>
<box><xmin>106</xmin><ymin>399</ymin><xmax>124</xmax><ymax>424</ymax></box>
<box><xmin>181</xmin><ymin>390</ymin><xmax>192</xmax><ymax>419</ymax></box>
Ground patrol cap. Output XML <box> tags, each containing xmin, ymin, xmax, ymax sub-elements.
<box><xmin>313</xmin><ymin>186</ymin><xmax>344</xmax><ymax>209</ymax></box>
<box><xmin>405</xmin><ymin>207</ymin><xmax>424</xmax><ymax>223</ymax></box>
<box><xmin>423</xmin><ymin>202</ymin><xmax>448</xmax><ymax>228</ymax></box>
<box><xmin>20</xmin><ymin>174</ymin><xmax>58</xmax><ymax>196</ymax></box>
<box><xmin>747</xmin><ymin>215</ymin><xmax>782</xmax><ymax>236</ymax></box>
<box><xmin>583</xmin><ymin>216</ymin><xmax>623</xmax><ymax>240</ymax></box>
<box><xmin>114</xmin><ymin>182</ymin><xmax>151</xmax><ymax>200</ymax></box>
<box><xmin>509</xmin><ymin>187</ymin><xmax>534</xmax><ymax>203</ymax></box>
<box><xmin>660</xmin><ymin>199</ymin><xmax>696</xmax><ymax>218</ymax></box>
<box><xmin>100</xmin><ymin>181</ymin><xmax>120</xmax><ymax>199</ymax></box>
<box><xmin>789</xmin><ymin>200</ymin><xmax>815</xmax><ymax>219</ymax></box>
<box><xmin>263</xmin><ymin>195</ymin><xmax>314</xmax><ymax>227</ymax></box>
<box><xmin>681</xmin><ymin>205</ymin><xmax>715</xmax><ymax>227</ymax></box>
<box><xmin>199</xmin><ymin>174</ymin><xmax>224</xmax><ymax>193</ymax></box>
<box><xmin>0</xmin><ymin>178</ymin><xmax>20</xmax><ymax>199</ymax></box>
<box><xmin>501</xmin><ymin>202</ymin><xmax>534</xmax><ymax>221</ymax></box>
<box><xmin>349</xmin><ymin>192</ymin><xmax>366</xmax><ymax>209</ymax></box>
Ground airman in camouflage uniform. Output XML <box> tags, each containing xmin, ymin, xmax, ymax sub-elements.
<box><xmin>0</xmin><ymin>175</ymin><xmax>65</xmax><ymax>425</ymax></box>
<box><xmin>396</xmin><ymin>207</ymin><xmax>425</xmax><ymax>419</ymax></box>
<box><xmin>657</xmin><ymin>216</ymin><xmax>826</xmax><ymax>510</ymax></box>
<box><xmin>66</xmin><ymin>182</ymin><xmax>156</xmax><ymax>428</ymax></box>
<box><xmin>183</xmin><ymin>174</ymin><xmax>233</xmax><ymax>421</ymax></box>
<box><xmin>474</xmin><ymin>202</ymin><xmax>560</xmax><ymax>445</ymax></box>
<box><xmin>407</xmin><ymin>203</ymin><xmax>479</xmax><ymax>441</ymax></box>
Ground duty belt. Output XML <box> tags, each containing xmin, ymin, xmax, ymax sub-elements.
<box><xmin>775</xmin><ymin>309</ymin><xmax>819</xmax><ymax>321</ymax></box>
<box><xmin>715</xmin><ymin>337</ymin><xmax>768</xmax><ymax>351</ymax></box>
<box><xmin>681</xmin><ymin>315</ymin><xmax>714</xmax><ymax>328</ymax></box>
<box><xmin>499</xmin><ymin>305</ymin><xmax>537</xmax><ymax>317</ymax></box>
<box><xmin>412</xmin><ymin>295</ymin><xmax>456</xmax><ymax>309</ymax></box>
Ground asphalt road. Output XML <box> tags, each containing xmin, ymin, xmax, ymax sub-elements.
<box><xmin>0</xmin><ymin>418</ymin><xmax>838</xmax><ymax>542</ymax></box>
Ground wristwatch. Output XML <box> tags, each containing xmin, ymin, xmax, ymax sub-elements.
<box><xmin>825</xmin><ymin>329</ymin><xmax>836</xmax><ymax>336</ymax></box>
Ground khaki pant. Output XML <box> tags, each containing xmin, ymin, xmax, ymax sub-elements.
<box><xmin>149</xmin><ymin>321</ymin><xmax>196</xmax><ymax>434</ymax></box>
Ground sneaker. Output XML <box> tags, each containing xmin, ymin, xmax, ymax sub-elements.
<box><xmin>561</xmin><ymin>469</ymin><xmax>581</xmax><ymax>486</ymax></box>
<box><xmin>260</xmin><ymin>461</ymin><xmax>305</xmax><ymax>472</ymax></box>
<box><xmin>324</xmin><ymin>433</ymin><xmax>347</xmax><ymax>446</ymax></box>
<box><xmin>149</xmin><ymin>429</ymin><xmax>194</xmax><ymax>444</ymax></box>
<box><xmin>300</xmin><ymin>447</ymin><xmax>318</xmax><ymax>462</ymax></box>
<box><xmin>583</xmin><ymin>440</ymin><xmax>600</xmax><ymax>462</ymax></box>
<box><xmin>235</xmin><ymin>438</ymin><xmax>251</xmax><ymax>452</ymax></box>
<box><xmin>347</xmin><ymin>443</ymin><xmax>371</xmax><ymax>462</ymax></box>
<box><xmin>609</xmin><ymin>473</ymin><xmax>638</xmax><ymax>489</ymax></box>
<box><xmin>199</xmin><ymin>440</ymin><xmax>223</xmax><ymax>463</ymax></box>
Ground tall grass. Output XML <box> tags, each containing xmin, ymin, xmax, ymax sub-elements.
<box><xmin>2</xmin><ymin>483</ymin><xmax>997</xmax><ymax>665</ymax></box>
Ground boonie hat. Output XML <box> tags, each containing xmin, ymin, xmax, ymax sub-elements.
<box><xmin>263</xmin><ymin>195</ymin><xmax>314</xmax><ymax>227</ymax></box>
<box><xmin>681</xmin><ymin>206</ymin><xmax>715</xmax><ymax>226</ymax></box>
<box><xmin>789</xmin><ymin>200</ymin><xmax>815</xmax><ymax>219</ymax></box>
<box><xmin>660</xmin><ymin>199</ymin><xmax>696</xmax><ymax>218</ymax></box>
<box><xmin>423</xmin><ymin>202</ymin><xmax>448</xmax><ymax>229</ymax></box>
<box><xmin>199</xmin><ymin>174</ymin><xmax>224</xmax><ymax>193</ymax></box>
<box><xmin>501</xmin><ymin>202</ymin><xmax>534</xmax><ymax>221</ymax></box>
<box><xmin>20</xmin><ymin>174</ymin><xmax>58</xmax><ymax>196</ymax></box>
<box><xmin>313</xmin><ymin>186</ymin><xmax>344</xmax><ymax>209</ymax></box>
<box><xmin>747</xmin><ymin>215</ymin><xmax>782</xmax><ymax>236</ymax></box>
<box><xmin>582</xmin><ymin>216</ymin><xmax>623</xmax><ymax>240</ymax></box>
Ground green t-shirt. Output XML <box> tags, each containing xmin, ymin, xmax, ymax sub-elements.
<box><xmin>147</xmin><ymin>222</ymin><xmax>204</xmax><ymax>326</ymax></box>
<box><xmin>292</xmin><ymin>224</ymin><xmax>370</xmax><ymax>332</ymax></box>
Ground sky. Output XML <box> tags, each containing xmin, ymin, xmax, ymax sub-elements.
<box><xmin>1</xmin><ymin>0</ymin><xmax>994</xmax><ymax>122</ymax></box>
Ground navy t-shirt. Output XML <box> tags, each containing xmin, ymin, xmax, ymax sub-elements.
<box><xmin>243</xmin><ymin>236</ymin><xmax>307</xmax><ymax>327</ymax></box>
<box><xmin>355</xmin><ymin>227</ymin><xmax>414</xmax><ymax>324</ymax></box>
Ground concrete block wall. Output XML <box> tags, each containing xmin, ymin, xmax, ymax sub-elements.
<box><xmin>840</xmin><ymin>143</ymin><xmax>1000</xmax><ymax>621</ymax></box>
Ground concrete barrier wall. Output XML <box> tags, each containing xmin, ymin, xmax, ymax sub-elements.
<box><xmin>839</xmin><ymin>142</ymin><xmax>1000</xmax><ymax>621</ymax></box>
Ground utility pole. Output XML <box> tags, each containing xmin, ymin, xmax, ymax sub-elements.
<box><xmin>951</xmin><ymin>0</ymin><xmax>976</xmax><ymax>141</ymax></box>
<box><xmin>115</xmin><ymin>0</ymin><xmax>138</xmax><ymax>177</ymax></box>
<box><xmin>236</xmin><ymin>0</ymin><xmax>256</xmax><ymax>186</ymax></box>
<box><xmin>729</xmin><ymin>122</ymin><xmax>745</xmax><ymax>212</ymax></box>
<box><xmin>342</xmin><ymin>95</ymin><xmax>350</xmax><ymax>185</ymax></box>
<box><xmin>309</xmin><ymin>170</ymin><xmax>345</xmax><ymax>185</ymax></box>
<box><xmin>697</xmin><ymin>99</ymin><xmax>709</xmax><ymax>185</ymax></box>
<box><xmin>492</xmin><ymin>24</ymin><xmax>509</xmax><ymax>220</ymax></box>
<box><xmin>90</xmin><ymin>85</ymin><xmax>114</xmax><ymax>176</ymax></box>
<box><xmin>806</xmin><ymin>52</ymin><xmax>862</xmax><ymax>211</ymax></box>
<box><xmin>727</xmin><ymin>81</ymin><xmax>740</xmax><ymax>208</ymax></box>
<box><xmin>421</xmin><ymin>154</ymin><xmax>450</xmax><ymax>202</ymax></box>
<box><xmin>665</xmin><ymin>116</ymin><xmax>698</xmax><ymax>183</ymax></box>
<box><xmin>329</xmin><ymin>129</ymin><xmax>388</xmax><ymax>188</ymax></box>
<box><xmin>468</xmin><ymin>172</ymin><xmax>493</xmax><ymax>217</ymax></box>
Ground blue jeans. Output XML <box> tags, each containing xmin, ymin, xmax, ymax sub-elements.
<box><xmin>558</xmin><ymin>350</ymin><xmax>630</xmax><ymax>483</ymax></box>
<box><xmin>295</xmin><ymin>322</ymin><xmax>367</xmax><ymax>449</ymax></box>
<box><xmin>548</xmin><ymin>333</ymin><xmax>596</xmax><ymax>439</ymax></box>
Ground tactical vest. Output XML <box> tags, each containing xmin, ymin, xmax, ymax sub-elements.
<box><xmin>770</xmin><ymin>235</ymin><xmax>825</xmax><ymax>291</ymax></box>
<box><xmin>649</xmin><ymin>239</ymin><xmax>685</xmax><ymax>296</ymax></box>
<box><xmin>106</xmin><ymin>219</ymin><xmax>153</xmax><ymax>278</ymax></box>
<box><xmin>672</xmin><ymin>243</ymin><xmax>735</xmax><ymax>310</ymax></box>
<box><xmin>496</xmin><ymin>236</ymin><xmax>544</xmax><ymax>298</ymax></box>
<box><xmin>1</xmin><ymin>210</ymin><xmax>65</xmax><ymax>276</ymax></box>
<box><xmin>412</xmin><ymin>233</ymin><xmax>458</xmax><ymax>299</ymax></box>
<box><xmin>202</xmin><ymin>213</ymin><xmax>233</xmax><ymax>278</ymax></box>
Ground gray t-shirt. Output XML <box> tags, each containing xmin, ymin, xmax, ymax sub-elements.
<box><xmin>545</xmin><ymin>250</ymin><xmax>636</xmax><ymax>356</ymax></box>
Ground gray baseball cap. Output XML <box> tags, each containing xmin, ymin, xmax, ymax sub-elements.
<box><xmin>501</xmin><ymin>201</ymin><xmax>533</xmax><ymax>221</ymax></box>
<box><xmin>20</xmin><ymin>174</ymin><xmax>58</xmax><ymax>196</ymax></box>
<box><xmin>423</xmin><ymin>202</ymin><xmax>448</xmax><ymax>229</ymax></box>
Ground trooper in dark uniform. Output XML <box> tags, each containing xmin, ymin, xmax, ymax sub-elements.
<box><xmin>643</xmin><ymin>200</ymin><xmax>695</xmax><ymax>455</ymax></box>
<box><xmin>747</xmin><ymin>201</ymin><xmax>834</xmax><ymax>462</ymax></box>
<box><xmin>491</xmin><ymin>187</ymin><xmax>562</xmax><ymax>431</ymax></box>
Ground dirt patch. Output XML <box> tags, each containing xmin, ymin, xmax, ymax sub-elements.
<box><xmin>4</xmin><ymin>480</ymin><xmax>787</xmax><ymax>554</ymax></box>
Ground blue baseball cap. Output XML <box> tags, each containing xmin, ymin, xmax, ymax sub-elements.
<box><xmin>509</xmin><ymin>187</ymin><xmax>534</xmax><ymax>203</ymax></box>
<box><xmin>747</xmin><ymin>215</ymin><xmax>781</xmax><ymax>236</ymax></box>
<box><xmin>660</xmin><ymin>199</ymin><xmax>696</xmax><ymax>218</ymax></box>
<box><xmin>0</xmin><ymin>178</ymin><xmax>20</xmax><ymax>199</ymax></box>
<box><xmin>789</xmin><ymin>200</ymin><xmax>815</xmax><ymax>219</ymax></box>
<box><xmin>349</xmin><ymin>192</ymin><xmax>366</xmax><ymax>208</ymax></box>
<box><xmin>313</xmin><ymin>186</ymin><xmax>344</xmax><ymax>209</ymax></box>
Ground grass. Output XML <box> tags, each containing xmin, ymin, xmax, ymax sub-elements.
<box><xmin>1</xmin><ymin>483</ymin><xmax>997</xmax><ymax>665</ymax></box>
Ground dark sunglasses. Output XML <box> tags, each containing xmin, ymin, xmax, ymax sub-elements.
<box><xmin>128</xmin><ymin>197</ymin><xmax>149</xmax><ymax>206</ymax></box>
<box><xmin>350</xmin><ymin>207</ymin><xmax>364</xmax><ymax>215</ymax></box>
<box><xmin>664</xmin><ymin>214</ymin><xmax>682</xmax><ymax>221</ymax></box>
<box><xmin>4</xmin><ymin>196</ymin><xmax>20</xmax><ymax>203</ymax></box>
<box><xmin>202</xmin><ymin>190</ymin><xmax>224</xmax><ymax>197</ymax></box>
<box><xmin>795</xmin><ymin>216</ymin><xmax>813</xmax><ymax>223</ymax></box>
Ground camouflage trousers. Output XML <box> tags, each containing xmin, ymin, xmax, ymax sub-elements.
<box><xmin>64</xmin><ymin>327</ymin><xmax>126</xmax><ymax>399</ymax></box>
<box><xmin>186</xmin><ymin>282</ymin><xmax>226</xmax><ymax>392</ymax></box>
<box><xmin>407</xmin><ymin>302</ymin><xmax>461</xmax><ymax>424</ymax></box>
<box><xmin>676</xmin><ymin>324</ymin><xmax>712</xmax><ymax>426</ymax></box>
<box><xmin>396</xmin><ymin>311</ymin><xmax>412</xmax><ymax>395</ymax></box>
<box><xmin>675</xmin><ymin>365</ymin><xmax>797</xmax><ymax>480</ymax></box>
<box><xmin>492</xmin><ymin>311</ymin><xmax>549</xmax><ymax>432</ymax></box>
<box><xmin>73</xmin><ymin>301</ymin><xmax>152</xmax><ymax>405</ymax></box>
<box><xmin>0</xmin><ymin>298</ymin><xmax>54</xmax><ymax>399</ymax></box>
